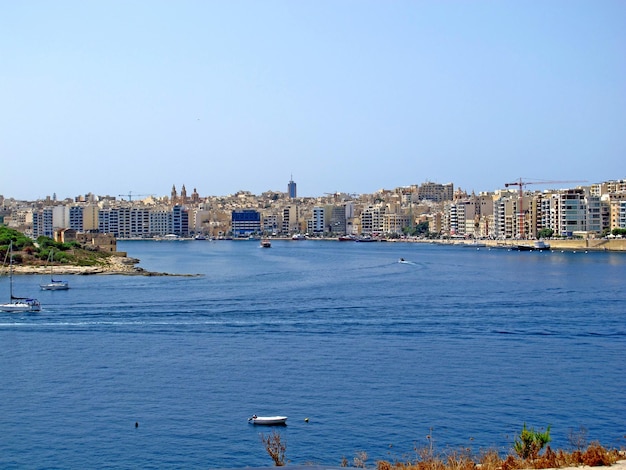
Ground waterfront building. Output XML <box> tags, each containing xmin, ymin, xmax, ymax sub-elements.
<box><xmin>477</xmin><ymin>214</ymin><xmax>493</xmax><ymax>238</ymax></box>
<box><xmin>443</xmin><ymin>201</ymin><xmax>461</xmax><ymax>236</ymax></box>
<box><xmin>585</xmin><ymin>191</ymin><xmax>603</xmax><ymax>234</ymax></box>
<box><xmin>383</xmin><ymin>213</ymin><xmax>409</xmax><ymax>235</ymax></box>
<box><xmin>360</xmin><ymin>205</ymin><xmax>385</xmax><ymax>235</ymax></box>
<box><xmin>539</xmin><ymin>194</ymin><xmax>555</xmax><ymax>235</ymax></box>
<box><xmin>311</xmin><ymin>206</ymin><xmax>325</xmax><ymax>234</ymax></box>
<box><xmin>171</xmin><ymin>205</ymin><xmax>189</xmax><ymax>237</ymax></box>
<box><xmin>282</xmin><ymin>205</ymin><xmax>298</xmax><ymax>234</ymax></box>
<box><xmin>554</xmin><ymin>189</ymin><xmax>587</xmax><ymax>237</ymax></box>
<box><xmin>618</xmin><ymin>201</ymin><xmax>626</xmax><ymax>229</ymax></box>
<box><xmin>444</xmin><ymin>194</ymin><xmax>485</xmax><ymax>238</ymax></box>
<box><xmin>343</xmin><ymin>202</ymin><xmax>356</xmax><ymax>235</ymax></box>
<box><xmin>525</xmin><ymin>194</ymin><xmax>541</xmax><ymax>238</ymax></box>
<box><xmin>473</xmin><ymin>192</ymin><xmax>495</xmax><ymax>238</ymax></box>
<box><xmin>425</xmin><ymin>212</ymin><xmax>443</xmax><ymax>235</ymax></box>
<box><xmin>329</xmin><ymin>205</ymin><xmax>347</xmax><ymax>235</ymax></box>
<box><xmin>189</xmin><ymin>208</ymin><xmax>210</xmax><ymax>235</ymax></box>
<box><xmin>149</xmin><ymin>208</ymin><xmax>171</xmax><ymax>236</ymax></box>
<box><xmin>261</xmin><ymin>213</ymin><xmax>280</xmax><ymax>235</ymax></box>
<box><xmin>231</xmin><ymin>209</ymin><xmax>261</xmax><ymax>237</ymax></box>
<box><xmin>493</xmin><ymin>192</ymin><xmax>516</xmax><ymax>239</ymax></box>
<box><xmin>98</xmin><ymin>208</ymin><xmax>120</xmax><ymax>237</ymax></box>
<box><xmin>117</xmin><ymin>207</ymin><xmax>150</xmax><ymax>238</ymax></box>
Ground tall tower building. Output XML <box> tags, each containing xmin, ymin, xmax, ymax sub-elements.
<box><xmin>288</xmin><ymin>175</ymin><xmax>297</xmax><ymax>199</ymax></box>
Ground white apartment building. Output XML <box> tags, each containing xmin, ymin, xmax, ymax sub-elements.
<box><xmin>553</xmin><ymin>189</ymin><xmax>587</xmax><ymax>236</ymax></box>
<box><xmin>117</xmin><ymin>207</ymin><xmax>150</xmax><ymax>238</ymax></box>
<box><xmin>360</xmin><ymin>205</ymin><xmax>385</xmax><ymax>234</ymax></box>
<box><xmin>32</xmin><ymin>207</ymin><xmax>54</xmax><ymax>238</ymax></box>
<box><xmin>585</xmin><ymin>193</ymin><xmax>602</xmax><ymax>233</ymax></box>
<box><xmin>149</xmin><ymin>208</ymin><xmax>171</xmax><ymax>236</ymax></box>
<box><xmin>443</xmin><ymin>201</ymin><xmax>463</xmax><ymax>236</ymax></box>
<box><xmin>493</xmin><ymin>193</ymin><xmax>516</xmax><ymax>238</ymax></box>
<box><xmin>98</xmin><ymin>208</ymin><xmax>119</xmax><ymax>236</ymax></box>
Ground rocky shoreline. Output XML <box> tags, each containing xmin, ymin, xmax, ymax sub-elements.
<box><xmin>3</xmin><ymin>256</ymin><xmax>198</xmax><ymax>277</ymax></box>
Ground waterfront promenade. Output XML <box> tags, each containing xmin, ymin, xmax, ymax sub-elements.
<box><xmin>436</xmin><ymin>238</ymin><xmax>626</xmax><ymax>252</ymax></box>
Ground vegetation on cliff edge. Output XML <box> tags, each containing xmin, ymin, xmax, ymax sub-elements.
<box><xmin>261</xmin><ymin>425</ymin><xmax>623</xmax><ymax>469</ymax></box>
<box><xmin>0</xmin><ymin>227</ymin><xmax>112</xmax><ymax>267</ymax></box>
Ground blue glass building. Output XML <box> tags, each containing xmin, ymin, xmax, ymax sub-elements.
<box><xmin>231</xmin><ymin>210</ymin><xmax>261</xmax><ymax>237</ymax></box>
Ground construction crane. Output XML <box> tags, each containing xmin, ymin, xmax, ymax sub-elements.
<box><xmin>503</xmin><ymin>178</ymin><xmax>587</xmax><ymax>238</ymax></box>
<box><xmin>118</xmin><ymin>191</ymin><xmax>152</xmax><ymax>202</ymax></box>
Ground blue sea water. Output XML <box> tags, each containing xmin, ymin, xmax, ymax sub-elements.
<box><xmin>1</xmin><ymin>240</ymin><xmax>625</xmax><ymax>469</ymax></box>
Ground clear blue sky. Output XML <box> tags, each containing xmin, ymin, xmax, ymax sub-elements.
<box><xmin>2</xmin><ymin>1</ymin><xmax>625</xmax><ymax>201</ymax></box>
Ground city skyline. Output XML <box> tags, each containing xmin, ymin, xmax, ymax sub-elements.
<box><xmin>9</xmin><ymin>177</ymin><xmax>625</xmax><ymax>242</ymax></box>
<box><xmin>0</xmin><ymin>175</ymin><xmax>608</xmax><ymax>203</ymax></box>
<box><xmin>2</xmin><ymin>1</ymin><xmax>625</xmax><ymax>201</ymax></box>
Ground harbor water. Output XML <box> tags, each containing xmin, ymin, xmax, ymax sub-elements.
<box><xmin>1</xmin><ymin>240</ymin><xmax>625</xmax><ymax>468</ymax></box>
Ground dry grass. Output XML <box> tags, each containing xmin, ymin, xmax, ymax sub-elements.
<box><xmin>261</xmin><ymin>430</ymin><xmax>287</xmax><ymax>466</ymax></box>
<box><xmin>375</xmin><ymin>443</ymin><xmax>622</xmax><ymax>470</ymax></box>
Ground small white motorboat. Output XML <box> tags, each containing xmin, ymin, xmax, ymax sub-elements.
<box><xmin>248</xmin><ymin>415</ymin><xmax>287</xmax><ymax>425</ymax></box>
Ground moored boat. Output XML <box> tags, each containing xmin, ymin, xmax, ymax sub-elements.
<box><xmin>515</xmin><ymin>240</ymin><xmax>551</xmax><ymax>251</ymax></box>
<box><xmin>40</xmin><ymin>250</ymin><xmax>69</xmax><ymax>290</ymax></box>
<box><xmin>40</xmin><ymin>279</ymin><xmax>70</xmax><ymax>291</ymax></box>
<box><xmin>1</xmin><ymin>241</ymin><xmax>41</xmax><ymax>313</ymax></box>
<box><xmin>248</xmin><ymin>415</ymin><xmax>287</xmax><ymax>425</ymax></box>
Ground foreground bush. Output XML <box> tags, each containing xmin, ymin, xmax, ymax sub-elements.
<box><xmin>514</xmin><ymin>424</ymin><xmax>551</xmax><ymax>460</ymax></box>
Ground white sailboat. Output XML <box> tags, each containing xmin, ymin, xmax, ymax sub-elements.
<box><xmin>1</xmin><ymin>241</ymin><xmax>41</xmax><ymax>312</ymax></box>
<box><xmin>40</xmin><ymin>250</ymin><xmax>69</xmax><ymax>290</ymax></box>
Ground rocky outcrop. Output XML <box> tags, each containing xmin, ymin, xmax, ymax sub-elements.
<box><xmin>2</xmin><ymin>256</ymin><xmax>196</xmax><ymax>276</ymax></box>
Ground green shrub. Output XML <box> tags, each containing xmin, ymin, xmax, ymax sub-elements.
<box><xmin>513</xmin><ymin>424</ymin><xmax>551</xmax><ymax>460</ymax></box>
